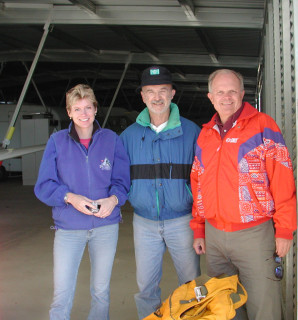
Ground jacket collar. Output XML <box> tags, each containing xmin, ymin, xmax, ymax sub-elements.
<box><xmin>136</xmin><ymin>102</ymin><xmax>181</xmax><ymax>132</ymax></box>
<box><xmin>204</xmin><ymin>102</ymin><xmax>258</xmax><ymax>130</ymax></box>
<box><xmin>68</xmin><ymin>120</ymin><xmax>101</xmax><ymax>143</ymax></box>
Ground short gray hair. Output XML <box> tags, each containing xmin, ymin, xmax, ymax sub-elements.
<box><xmin>208</xmin><ymin>69</ymin><xmax>244</xmax><ymax>92</ymax></box>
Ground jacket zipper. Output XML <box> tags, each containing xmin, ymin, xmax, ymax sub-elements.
<box><xmin>185</xmin><ymin>183</ymin><xmax>193</xmax><ymax>198</ymax></box>
<box><xmin>214</xmin><ymin>125</ymin><xmax>238</xmax><ymax>228</ymax></box>
<box><xmin>215</xmin><ymin>140</ymin><xmax>222</xmax><ymax>225</ymax></box>
<box><xmin>76</xmin><ymin>140</ymin><xmax>96</xmax><ymax>228</ymax></box>
<box><xmin>156</xmin><ymin>189</ymin><xmax>160</xmax><ymax>219</ymax></box>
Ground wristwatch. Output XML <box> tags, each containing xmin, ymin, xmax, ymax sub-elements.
<box><xmin>64</xmin><ymin>193</ymin><xmax>69</xmax><ymax>204</ymax></box>
<box><xmin>112</xmin><ymin>195</ymin><xmax>119</xmax><ymax>205</ymax></box>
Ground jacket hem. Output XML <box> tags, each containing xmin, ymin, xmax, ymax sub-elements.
<box><xmin>207</xmin><ymin>217</ymin><xmax>271</xmax><ymax>233</ymax></box>
<box><xmin>54</xmin><ymin>216</ymin><xmax>121</xmax><ymax>231</ymax></box>
<box><xmin>134</xmin><ymin>210</ymin><xmax>191</xmax><ymax>221</ymax></box>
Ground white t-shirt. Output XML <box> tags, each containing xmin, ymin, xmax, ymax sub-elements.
<box><xmin>150</xmin><ymin>121</ymin><xmax>168</xmax><ymax>133</ymax></box>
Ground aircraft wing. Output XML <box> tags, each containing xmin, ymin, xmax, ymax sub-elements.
<box><xmin>0</xmin><ymin>145</ymin><xmax>45</xmax><ymax>161</ymax></box>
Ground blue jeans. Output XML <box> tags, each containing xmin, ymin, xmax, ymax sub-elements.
<box><xmin>133</xmin><ymin>213</ymin><xmax>200</xmax><ymax>320</ymax></box>
<box><xmin>49</xmin><ymin>223</ymin><xmax>119</xmax><ymax>320</ymax></box>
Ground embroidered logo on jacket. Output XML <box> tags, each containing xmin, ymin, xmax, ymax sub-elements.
<box><xmin>100</xmin><ymin>158</ymin><xmax>112</xmax><ymax>171</ymax></box>
<box><xmin>226</xmin><ymin>138</ymin><xmax>239</xmax><ymax>143</ymax></box>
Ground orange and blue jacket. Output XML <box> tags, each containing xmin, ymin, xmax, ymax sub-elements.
<box><xmin>190</xmin><ymin>102</ymin><xmax>297</xmax><ymax>239</ymax></box>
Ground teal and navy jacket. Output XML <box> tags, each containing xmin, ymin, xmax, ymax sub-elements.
<box><xmin>120</xmin><ymin>103</ymin><xmax>201</xmax><ymax>221</ymax></box>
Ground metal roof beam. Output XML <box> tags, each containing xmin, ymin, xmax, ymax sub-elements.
<box><xmin>48</xmin><ymin>26</ymin><xmax>100</xmax><ymax>58</ymax></box>
<box><xmin>0</xmin><ymin>50</ymin><xmax>258</xmax><ymax>68</ymax></box>
<box><xmin>108</xmin><ymin>26</ymin><xmax>159</xmax><ymax>61</ymax></box>
<box><xmin>0</xmin><ymin>33</ymin><xmax>34</xmax><ymax>51</ymax></box>
<box><xmin>0</xmin><ymin>4</ymin><xmax>264</xmax><ymax>29</ymax></box>
<box><xmin>195</xmin><ymin>29</ymin><xmax>219</xmax><ymax>63</ymax></box>
<box><xmin>177</xmin><ymin>0</ymin><xmax>196</xmax><ymax>21</ymax></box>
<box><xmin>0</xmin><ymin>68</ymin><xmax>257</xmax><ymax>89</ymax></box>
<box><xmin>68</xmin><ymin>0</ymin><xmax>97</xmax><ymax>16</ymax></box>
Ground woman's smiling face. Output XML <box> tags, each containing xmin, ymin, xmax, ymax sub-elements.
<box><xmin>67</xmin><ymin>98</ymin><xmax>97</xmax><ymax>131</ymax></box>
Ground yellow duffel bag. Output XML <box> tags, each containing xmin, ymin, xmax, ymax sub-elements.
<box><xmin>144</xmin><ymin>274</ymin><xmax>247</xmax><ymax>320</ymax></box>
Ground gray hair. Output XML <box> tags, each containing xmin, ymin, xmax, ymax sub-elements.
<box><xmin>208</xmin><ymin>69</ymin><xmax>244</xmax><ymax>92</ymax></box>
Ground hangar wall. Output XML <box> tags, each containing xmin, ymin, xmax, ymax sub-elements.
<box><xmin>262</xmin><ymin>0</ymin><xmax>297</xmax><ymax>319</ymax></box>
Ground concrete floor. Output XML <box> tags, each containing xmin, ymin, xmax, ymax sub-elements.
<box><xmin>0</xmin><ymin>177</ymin><xmax>204</xmax><ymax>320</ymax></box>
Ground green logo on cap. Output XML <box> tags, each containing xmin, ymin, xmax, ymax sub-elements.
<box><xmin>150</xmin><ymin>69</ymin><xmax>160</xmax><ymax>76</ymax></box>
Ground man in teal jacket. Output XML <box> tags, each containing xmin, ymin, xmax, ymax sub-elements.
<box><xmin>120</xmin><ymin>66</ymin><xmax>201</xmax><ymax>319</ymax></box>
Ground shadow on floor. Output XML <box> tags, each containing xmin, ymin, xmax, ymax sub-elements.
<box><xmin>0</xmin><ymin>177</ymin><xmax>205</xmax><ymax>320</ymax></box>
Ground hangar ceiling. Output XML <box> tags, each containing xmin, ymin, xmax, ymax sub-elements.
<box><xmin>0</xmin><ymin>0</ymin><xmax>265</xmax><ymax>127</ymax></box>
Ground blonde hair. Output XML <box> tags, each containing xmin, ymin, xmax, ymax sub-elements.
<box><xmin>66</xmin><ymin>84</ymin><xmax>98</xmax><ymax>112</ymax></box>
<box><xmin>208</xmin><ymin>69</ymin><xmax>244</xmax><ymax>92</ymax></box>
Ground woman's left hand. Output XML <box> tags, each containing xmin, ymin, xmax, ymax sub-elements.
<box><xmin>93</xmin><ymin>195</ymin><xmax>118</xmax><ymax>218</ymax></box>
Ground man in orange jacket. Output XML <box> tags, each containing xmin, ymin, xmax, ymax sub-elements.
<box><xmin>190</xmin><ymin>69</ymin><xmax>297</xmax><ymax>320</ymax></box>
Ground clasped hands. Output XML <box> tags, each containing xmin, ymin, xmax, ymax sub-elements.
<box><xmin>65</xmin><ymin>193</ymin><xmax>118</xmax><ymax>218</ymax></box>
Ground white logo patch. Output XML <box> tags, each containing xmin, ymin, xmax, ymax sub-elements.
<box><xmin>99</xmin><ymin>157</ymin><xmax>112</xmax><ymax>171</ymax></box>
<box><xmin>226</xmin><ymin>138</ymin><xmax>239</xmax><ymax>143</ymax></box>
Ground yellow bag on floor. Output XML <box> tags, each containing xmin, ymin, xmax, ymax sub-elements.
<box><xmin>144</xmin><ymin>274</ymin><xmax>247</xmax><ymax>320</ymax></box>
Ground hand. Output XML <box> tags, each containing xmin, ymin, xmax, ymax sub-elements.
<box><xmin>193</xmin><ymin>238</ymin><xmax>206</xmax><ymax>255</ymax></box>
<box><xmin>66</xmin><ymin>193</ymin><xmax>96</xmax><ymax>215</ymax></box>
<box><xmin>93</xmin><ymin>195</ymin><xmax>118</xmax><ymax>219</ymax></box>
<box><xmin>275</xmin><ymin>238</ymin><xmax>293</xmax><ymax>257</ymax></box>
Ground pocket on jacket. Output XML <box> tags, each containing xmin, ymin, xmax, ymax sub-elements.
<box><xmin>164</xmin><ymin>180</ymin><xmax>193</xmax><ymax>213</ymax></box>
<box><xmin>128</xmin><ymin>182</ymin><xmax>155</xmax><ymax>212</ymax></box>
<box><xmin>246</xmin><ymin>183</ymin><xmax>274</xmax><ymax>216</ymax></box>
<box><xmin>52</xmin><ymin>206</ymin><xmax>63</xmax><ymax>220</ymax></box>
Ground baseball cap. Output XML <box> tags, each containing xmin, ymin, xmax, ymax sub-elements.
<box><xmin>137</xmin><ymin>66</ymin><xmax>175</xmax><ymax>91</ymax></box>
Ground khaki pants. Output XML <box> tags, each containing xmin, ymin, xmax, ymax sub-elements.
<box><xmin>205</xmin><ymin>220</ymin><xmax>282</xmax><ymax>320</ymax></box>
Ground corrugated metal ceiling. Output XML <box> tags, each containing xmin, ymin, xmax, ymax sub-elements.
<box><xmin>0</xmin><ymin>0</ymin><xmax>265</xmax><ymax>127</ymax></box>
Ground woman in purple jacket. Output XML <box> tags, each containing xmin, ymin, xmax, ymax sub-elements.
<box><xmin>34</xmin><ymin>84</ymin><xmax>130</xmax><ymax>320</ymax></box>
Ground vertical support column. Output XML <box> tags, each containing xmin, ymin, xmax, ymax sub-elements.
<box><xmin>1</xmin><ymin>8</ymin><xmax>53</xmax><ymax>148</ymax></box>
<box><xmin>22</xmin><ymin>62</ymin><xmax>48</xmax><ymax>113</ymax></box>
<box><xmin>102</xmin><ymin>53</ymin><xmax>132</xmax><ymax>128</ymax></box>
<box><xmin>280</xmin><ymin>0</ymin><xmax>296</xmax><ymax>319</ymax></box>
<box><xmin>293</xmin><ymin>0</ymin><xmax>298</xmax><ymax>319</ymax></box>
<box><xmin>264</xmin><ymin>1</ymin><xmax>297</xmax><ymax>319</ymax></box>
<box><xmin>281</xmin><ymin>0</ymin><xmax>294</xmax><ymax>154</ymax></box>
<box><xmin>264</xmin><ymin>1</ymin><xmax>276</xmax><ymax>118</ymax></box>
<box><xmin>273</xmin><ymin>0</ymin><xmax>283</xmax><ymax>127</ymax></box>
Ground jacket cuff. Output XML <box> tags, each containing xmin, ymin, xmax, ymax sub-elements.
<box><xmin>193</xmin><ymin>228</ymin><xmax>205</xmax><ymax>239</ymax></box>
<box><xmin>59</xmin><ymin>187</ymin><xmax>70</xmax><ymax>206</ymax></box>
<box><xmin>109</xmin><ymin>190</ymin><xmax>127</xmax><ymax>207</ymax></box>
<box><xmin>275</xmin><ymin>227</ymin><xmax>294</xmax><ymax>240</ymax></box>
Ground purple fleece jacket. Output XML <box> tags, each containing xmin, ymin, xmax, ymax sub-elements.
<box><xmin>34</xmin><ymin>121</ymin><xmax>130</xmax><ymax>230</ymax></box>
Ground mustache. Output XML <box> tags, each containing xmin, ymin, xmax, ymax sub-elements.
<box><xmin>152</xmin><ymin>100</ymin><xmax>164</xmax><ymax>104</ymax></box>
